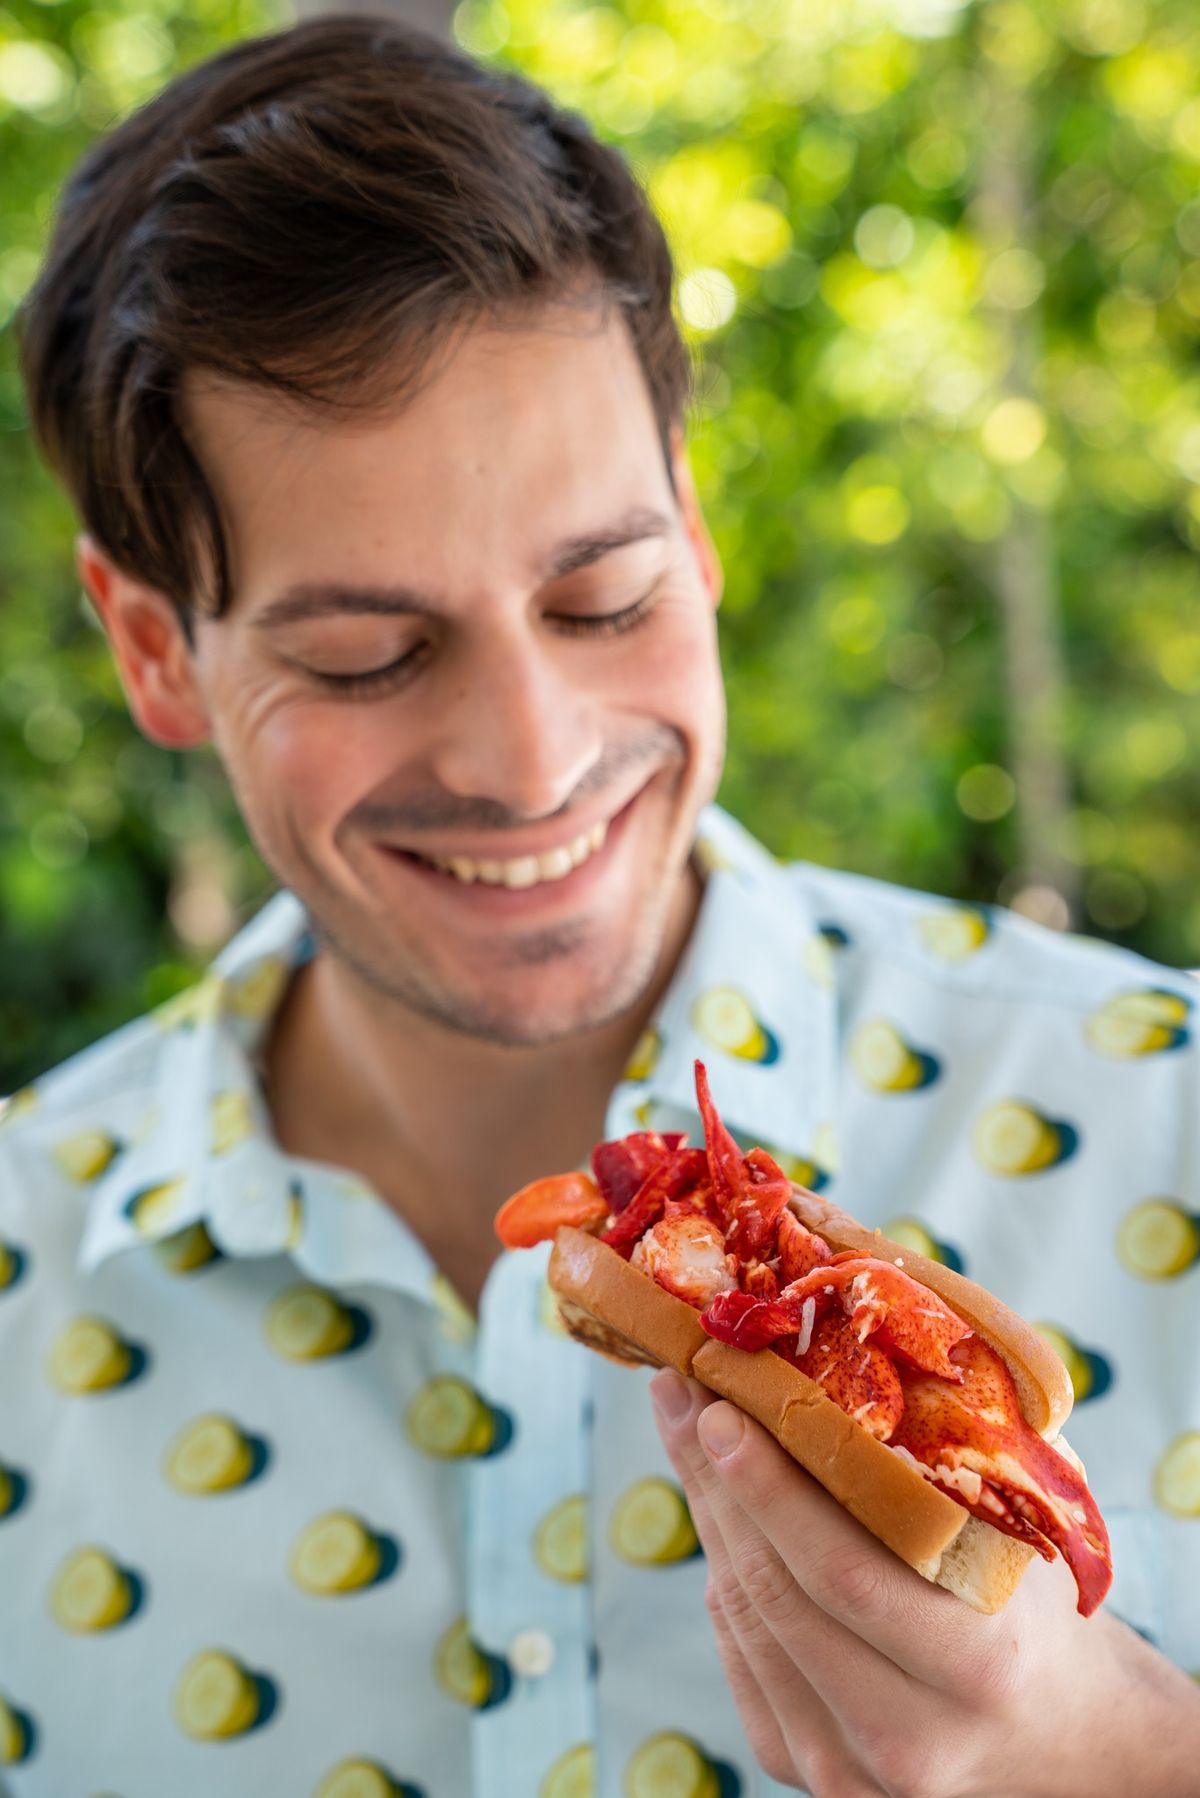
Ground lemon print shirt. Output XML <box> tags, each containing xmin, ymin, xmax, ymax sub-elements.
<box><xmin>1</xmin><ymin>804</ymin><xmax>1198</xmax><ymax>1798</ymax></box>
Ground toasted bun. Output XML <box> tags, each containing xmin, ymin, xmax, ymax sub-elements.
<box><xmin>548</xmin><ymin>1216</ymin><xmax>1076</xmax><ymax>1615</ymax></box>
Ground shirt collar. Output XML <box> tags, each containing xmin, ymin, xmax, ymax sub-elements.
<box><xmin>76</xmin><ymin>893</ymin><xmax>436</xmax><ymax>1290</ymax></box>
<box><xmin>77</xmin><ymin>806</ymin><xmax>839</xmax><ymax>1281</ymax></box>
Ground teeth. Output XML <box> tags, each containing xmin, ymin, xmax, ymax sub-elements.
<box><xmin>538</xmin><ymin>847</ymin><xmax>575</xmax><ymax>881</ymax></box>
<box><xmin>423</xmin><ymin>817</ymin><xmax>610</xmax><ymax>886</ymax></box>
<box><xmin>502</xmin><ymin>857</ymin><xmax>541</xmax><ymax>891</ymax></box>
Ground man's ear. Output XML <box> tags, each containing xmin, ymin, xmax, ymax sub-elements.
<box><xmin>669</xmin><ymin>423</ymin><xmax>723</xmax><ymax>612</ymax></box>
<box><xmin>76</xmin><ymin>534</ymin><xmax>211</xmax><ymax>749</ymax></box>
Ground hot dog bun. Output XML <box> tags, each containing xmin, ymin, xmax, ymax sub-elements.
<box><xmin>548</xmin><ymin>1199</ymin><xmax>1079</xmax><ymax>1615</ymax></box>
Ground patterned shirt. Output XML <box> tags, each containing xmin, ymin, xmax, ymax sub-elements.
<box><xmin>1</xmin><ymin>804</ymin><xmax>1198</xmax><ymax>1798</ymax></box>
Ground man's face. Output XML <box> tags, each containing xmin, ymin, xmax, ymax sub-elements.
<box><xmin>178</xmin><ymin>301</ymin><xmax>726</xmax><ymax>1045</ymax></box>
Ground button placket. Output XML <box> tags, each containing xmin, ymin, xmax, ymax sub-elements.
<box><xmin>467</xmin><ymin>1241</ymin><xmax>595</xmax><ymax>1797</ymax></box>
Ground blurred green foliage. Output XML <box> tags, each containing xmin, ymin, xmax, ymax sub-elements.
<box><xmin>3</xmin><ymin>0</ymin><xmax>1200</xmax><ymax>1091</ymax></box>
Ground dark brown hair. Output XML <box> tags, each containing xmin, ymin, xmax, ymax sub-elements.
<box><xmin>18</xmin><ymin>12</ymin><xmax>692</xmax><ymax>625</ymax></box>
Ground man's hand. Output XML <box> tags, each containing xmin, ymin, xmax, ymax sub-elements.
<box><xmin>650</xmin><ymin>1370</ymin><xmax>1200</xmax><ymax>1798</ymax></box>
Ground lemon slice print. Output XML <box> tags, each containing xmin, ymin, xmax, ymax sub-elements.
<box><xmin>0</xmin><ymin>1242</ymin><xmax>16</xmax><ymax>1292</ymax></box>
<box><xmin>1154</xmin><ymin>1433</ymin><xmax>1200</xmax><ymax>1517</ymax></box>
<box><xmin>1108</xmin><ymin>989</ymin><xmax>1189</xmax><ymax>1027</ymax></box>
<box><xmin>971</xmin><ymin>1101</ymin><xmax>1064</xmax><ymax>1176</ymax></box>
<box><xmin>540</xmin><ymin>1743</ymin><xmax>596</xmax><ymax>1798</ymax></box>
<box><xmin>164</xmin><ymin>1414</ymin><xmax>254</xmax><ymax>1495</ymax></box>
<box><xmin>265</xmin><ymin>1285</ymin><xmax>354</xmax><ymax>1360</ymax></box>
<box><xmin>813</xmin><ymin>1119</ymin><xmax>839</xmax><ymax>1174</ymax></box>
<box><xmin>227</xmin><ymin>956</ymin><xmax>289</xmax><ymax>1021</ymax></box>
<box><xmin>0</xmin><ymin>1086</ymin><xmax>38</xmax><ymax>1128</ymax></box>
<box><xmin>46</xmin><ymin>1317</ymin><xmax>131</xmax><ymax>1394</ymax></box>
<box><xmin>0</xmin><ymin>1695</ymin><xmax>28</xmax><ymax>1765</ymax></box>
<box><xmin>538</xmin><ymin>1277</ymin><xmax>570</xmax><ymax>1339</ymax></box>
<box><xmin>800</xmin><ymin>933</ymin><xmax>835</xmax><ymax>988</ymax></box>
<box><xmin>881</xmin><ymin>1214</ymin><xmax>964</xmax><ymax>1272</ymax></box>
<box><xmin>775</xmin><ymin>1150</ymin><xmax>822</xmax><ymax>1187</ymax></box>
<box><xmin>623</xmin><ymin>1026</ymin><xmax>663</xmax><ymax>1083</ymax></box>
<box><xmin>850</xmin><ymin>1020</ymin><xmax>929</xmax><ymax>1093</ymax></box>
<box><xmin>406</xmin><ymin>1376</ymin><xmax>496</xmax><ymax>1457</ymax></box>
<box><xmin>53</xmin><ymin>1130</ymin><xmax>122</xmax><ymax>1183</ymax></box>
<box><xmin>1085</xmin><ymin>990</ymin><xmax>1190</xmax><ymax>1057</ymax></box>
<box><xmin>624</xmin><ymin>1731</ymin><xmax>720</xmax><ymax>1798</ymax></box>
<box><xmin>1032</xmin><ymin>1324</ymin><xmax>1094</xmax><ymax>1404</ymax></box>
<box><xmin>434</xmin><ymin>1617</ymin><xmax>494</xmax><ymax>1707</ymax></box>
<box><xmin>155</xmin><ymin>1221</ymin><xmax>220</xmax><ymax>1275</ymax></box>
<box><xmin>290</xmin><ymin>1512</ymin><xmax>381</xmax><ymax>1594</ymax></box>
<box><xmin>1085</xmin><ymin>1012</ymin><xmax>1176</xmax><ymax>1057</ymax></box>
<box><xmin>126</xmin><ymin>1179</ymin><xmax>187</xmax><ymax>1236</ymax></box>
<box><xmin>314</xmin><ymin>1759</ymin><xmax>401</xmax><ymax>1798</ymax></box>
<box><xmin>155</xmin><ymin>976</ymin><xmax>223</xmax><ymax>1032</ymax></box>
<box><xmin>533</xmin><ymin>1494</ymin><xmax>588</xmax><ymax>1583</ymax></box>
<box><xmin>693</xmin><ymin>836</ymin><xmax>734</xmax><ymax>877</ymax></box>
<box><xmin>431</xmin><ymin>1273</ymin><xmax>477</xmax><ymax>1346</ymax></box>
<box><xmin>173</xmin><ymin>1650</ymin><xmax>260</xmax><ymax>1740</ymax></box>
<box><xmin>211</xmin><ymin>1091</ymin><xmax>255</xmax><ymax>1156</ymax></box>
<box><xmin>49</xmin><ymin>1547</ymin><xmax>133</xmax><ymax>1632</ymax></box>
<box><xmin>0</xmin><ymin>1467</ymin><xmax>11</xmax><ymax>1518</ymax></box>
<box><xmin>1115</xmin><ymin>1199</ymin><xmax>1200</xmax><ymax>1279</ymax></box>
<box><xmin>610</xmin><ymin>1478</ymin><xmax>699</xmax><ymax>1567</ymax></box>
<box><xmin>691</xmin><ymin>987</ymin><xmax>776</xmax><ymax>1063</ymax></box>
<box><xmin>285</xmin><ymin>1184</ymin><xmax>304</xmax><ymax>1250</ymax></box>
<box><xmin>882</xmin><ymin>1215</ymin><xmax>939</xmax><ymax>1259</ymax></box>
<box><xmin>917</xmin><ymin>909</ymin><xmax>989</xmax><ymax>962</ymax></box>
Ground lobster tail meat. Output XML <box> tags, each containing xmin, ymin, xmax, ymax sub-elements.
<box><xmin>892</xmin><ymin>1335</ymin><xmax>1112</xmax><ymax>1617</ymax></box>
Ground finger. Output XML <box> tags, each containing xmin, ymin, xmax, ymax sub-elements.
<box><xmin>652</xmin><ymin>1376</ymin><xmax>910</xmax><ymax>1749</ymax></box>
<box><xmin>694</xmin><ymin>1394</ymin><xmax>1007</xmax><ymax>1696</ymax></box>
<box><xmin>701</xmin><ymin>1577</ymin><xmax>807</xmax><ymax>1790</ymax></box>
<box><xmin>705</xmin><ymin>1560</ymin><xmax>884</xmax><ymax>1796</ymax></box>
<box><xmin>651</xmin><ymin>1381</ymin><xmax>859</xmax><ymax>1792</ymax></box>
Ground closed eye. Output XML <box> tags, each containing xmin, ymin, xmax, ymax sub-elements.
<box><xmin>305</xmin><ymin>583</ymin><xmax>662</xmax><ymax>698</ymax></box>
<box><xmin>551</xmin><ymin>584</ymin><xmax>660</xmax><ymax>640</ymax></box>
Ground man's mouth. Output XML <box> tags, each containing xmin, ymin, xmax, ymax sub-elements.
<box><xmin>413</xmin><ymin>823</ymin><xmax>611</xmax><ymax>891</ymax></box>
<box><xmin>408</xmin><ymin>818</ymin><xmax>609</xmax><ymax>890</ymax></box>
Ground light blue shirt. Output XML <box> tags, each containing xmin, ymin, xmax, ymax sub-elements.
<box><xmin>1</xmin><ymin>804</ymin><xmax>1198</xmax><ymax>1798</ymax></box>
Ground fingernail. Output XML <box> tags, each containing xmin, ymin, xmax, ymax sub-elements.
<box><xmin>698</xmin><ymin>1403</ymin><xmax>743</xmax><ymax>1461</ymax></box>
<box><xmin>650</xmin><ymin>1370</ymin><xmax>691</xmax><ymax>1425</ymax></box>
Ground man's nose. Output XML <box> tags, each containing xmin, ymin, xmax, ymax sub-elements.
<box><xmin>430</xmin><ymin>629</ymin><xmax>602</xmax><ymax>820</ymax></box>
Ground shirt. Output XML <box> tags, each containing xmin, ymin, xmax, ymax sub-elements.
<box><xmin>1</xmin><ymin>803</ymin><xmax>1198</xmax><ymax>1798</ymax></box>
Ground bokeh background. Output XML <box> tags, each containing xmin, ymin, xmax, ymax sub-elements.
<box><xmin>2</xmin><ymin>0</ymin><xmax>1199</xmax><ymax>1091</ymax></box>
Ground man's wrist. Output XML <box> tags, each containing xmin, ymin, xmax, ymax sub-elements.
<box><xmin>1034</xmin><ymin>1617</ymin><xmax>1200</xmax><ymax>1798</ymax></box>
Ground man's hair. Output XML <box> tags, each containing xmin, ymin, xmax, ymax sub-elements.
<box><xmin>18</xmin><ymin>13</ymin><xmax>692</xmax><ymax>624</ymax></box>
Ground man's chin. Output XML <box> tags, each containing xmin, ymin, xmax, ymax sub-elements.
<box><xmin>314</xmin><ymin>915</ymin><xmax>662</xmax><ymax>1049</ymax></box>
<box><xmin>391</xmin><ymin>961</ymin><xmax>657</xmax><ymax>1050</ymax></box>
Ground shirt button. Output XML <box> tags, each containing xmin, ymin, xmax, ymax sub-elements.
<box><xmin>507</xmin><ymin>1629</ymin><xmax>555</xmax><ymax>1678</ymax></box>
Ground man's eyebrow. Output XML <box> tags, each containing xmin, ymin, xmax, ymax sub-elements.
<box><xmin>252</xmin><ymin>504</ymin><xmax>675</xmax><ymax>629</ymax></box>
<box><xmin>542</xmin><ymin>505</ymin><xmax>673</xmax><ymax>580</ymax></box>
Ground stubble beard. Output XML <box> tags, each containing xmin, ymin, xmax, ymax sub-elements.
<box><xmin>241</xmin><ymin>724</ymin><xmax>713</xmax><ymax>1049</ymax></box>
<box><xmin>298</xmin><ymin>866</ymin><xmax>678</xmax><ymax>1048</ymax></box>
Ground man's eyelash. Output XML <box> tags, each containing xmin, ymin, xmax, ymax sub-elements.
<box><xmin>308</xmin><ymin>586</ymin><xmax>660</xmax><ymax>697</ymax></box>
<box><xmin>554</xmin><ymin>587</ymin><xmax>658</xmax><ymax>639</ymax></box>
<box><xmin>309</xmin><ymin>644</ymin><xmax>428</xmax><ymax>697</ymax></box>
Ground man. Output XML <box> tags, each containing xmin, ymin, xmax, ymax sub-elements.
<box><xmin>2</xmin><ymin>14</ymin><xmax>1198</xmax><ymax>1797</ymax></box>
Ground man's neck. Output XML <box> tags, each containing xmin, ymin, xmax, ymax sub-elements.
<box><xmin>260</xmin><ymin>861</ymin><xmax>703</xmax><ymax>1308</ymax></box>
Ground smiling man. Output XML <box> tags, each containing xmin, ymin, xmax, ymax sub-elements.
<box><xmin>94</xmin><ymin>309</ymin><xmax>725</xmax><ymax>1311</ymax></box>
<box><xmin>3</xmin><ymin>15</ymin><xmax>1199</xmax><ymax>1798</ymax></box>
